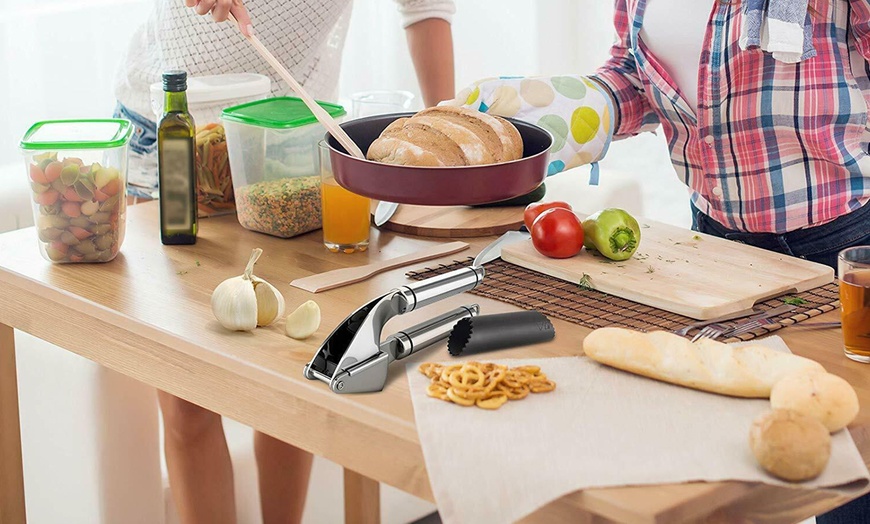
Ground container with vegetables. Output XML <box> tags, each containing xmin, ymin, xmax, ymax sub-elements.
<box><xmin>221</xmin><ymin>97</ymin><xmax>346</xmax><ymax>238</ymax></box>
<box><xmin>151</xmin><ymin>73</ymin><xmax>272</xmax><ymax>217</ymax></box>
<box><xmin>19</xmin><ymin>119</ymin><xmax>132</xmax><ymax>264</ymax></box>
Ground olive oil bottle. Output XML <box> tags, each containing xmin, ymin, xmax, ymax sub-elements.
<box><xmin>158</xmin><ymin>70</ymin><xmax>197</xmax><ymax>245</ymax></box>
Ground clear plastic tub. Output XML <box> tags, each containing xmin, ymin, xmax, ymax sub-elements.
<box><xmin>151</xmin><ymin>73</ymin><xmax>272</xmax><ymax>217</ymax></box>
<box><xmin>221</xmin><ymin>97</ymin><xmax>346</xmax><ymax>238</ymax></box>
<box><xmin>19</xmin><ymin>119</ymin><xmax>132</xmax><ymax>263</ymax></box>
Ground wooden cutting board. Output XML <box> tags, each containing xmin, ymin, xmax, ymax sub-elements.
<box><xmin>501</xmin><ymin>218</ymin><xmax>834</xmax><ymax>320</ymax></box>
<box><xmin>376</xmin><ymin>204</ymin><xmax>524</xmax><ymax>238</ymax></box>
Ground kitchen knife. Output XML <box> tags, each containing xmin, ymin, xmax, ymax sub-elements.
<box><xmin>474</xmin><ymin>229</ymin><xmax>531</xmax><ymax>267</ymax></box>
<box><xmin>374</xmin><ymin>201</ymin><xmax>399</xmax><ymax>227</ymax></box>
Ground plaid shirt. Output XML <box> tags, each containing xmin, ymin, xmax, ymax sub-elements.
<box><xmin>591</xmin><ymin>0</ymin><xmax>870</xmax><ymax>234</ymax></box>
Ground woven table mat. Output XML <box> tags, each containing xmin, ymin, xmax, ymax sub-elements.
<box><xmin>407</xmin><ymin>258</ymin><xmax>839</xmax><ymax>343</ymax></box>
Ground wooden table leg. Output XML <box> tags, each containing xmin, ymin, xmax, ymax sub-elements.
<box><xmin>0</xmin><ymin>323</ymin><xmax>26</xmax><ymax>524</ymax></box>
<box><xmin>344</xmin><ymin>468</ymin><xmax>380</xmax><ymax>524</ymax></box>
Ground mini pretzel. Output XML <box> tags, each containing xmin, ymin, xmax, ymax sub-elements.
<box><xmin>448</xmin><ymin>366</ymin><xmax>485</xmax><ymax>388</ymax></box>
<box><xmin>440</xmin><ymin>364</ymin><xmax>463</xmax><ymax>383</ymax></box>
<box><xmin>476</xmin><ymin>392</ymin><xmax>508</xmax><ymax>410</ymax></box>
<box><xmin>426</xmin><ymin>382</ymin><xmax>449</xmax><ymax>400</ymax></box>
<box><xmin>446</xmin><ymin>387</ymin><xmax>476</xmax><ymax>406</ymax></box>
<box><xmin>502</xmin><ymin>370</ymin><xmax>531</xmax><ymax>389</ymax></box>
<box><xmin>419</xmin><ymin>363</ymin><xmax>443</xmax><ymax>380</ymax></box>
<box><xmin>497</xmin><ymin>383</ymin><xmax>530</xmax><ymax>400</ymax></box>
<box><xmin>530</xmin><ymin>379</ymin><xmax>556</xmax><ymax>393</ymax></box>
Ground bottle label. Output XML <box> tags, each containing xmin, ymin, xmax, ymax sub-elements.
<box><xmin>160</xmin><ymin>138</ymin><xmax>194</xmax><ymax>231</ymax></box>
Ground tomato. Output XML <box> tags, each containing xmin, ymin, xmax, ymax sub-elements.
<box><xmin>523</xmin><ymin>201</ymin><xmax>572</xmax><ymax>231</ymax></box>
<box><xmin>530</xmin><ymin>208</ymin><xmax>584</xmax><ymax>259</ymax></box>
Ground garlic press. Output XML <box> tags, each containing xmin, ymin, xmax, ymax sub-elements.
<box><xmin>303</xmin><ymin>266</ymin><xmax>485</xmax><ymax>394</ymax></box>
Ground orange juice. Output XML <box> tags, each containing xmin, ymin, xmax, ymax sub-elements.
<box><xmin>321</xmin><ymin>177</ymin><xmax>370</xmax><ymax>252</ymax></box>
<box><xmin>841</xmin><ymin>269</ymin><xmax>870</xmax><ymax>360</ymax></box>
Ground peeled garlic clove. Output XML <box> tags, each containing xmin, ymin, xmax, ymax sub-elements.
<box><xmin>254</xmin><ymin>278</ymin><xmax>285</xmax><ymax>327</ymax></box>
<box><xmin>211</xmin><ymin>275</ymin><xmax>258</xmax><ymax>331</ymax></box>
<box><xmin>285</xmin><ymin>300</ymin><xmax>321</xmax><ymax>340</ymax></box>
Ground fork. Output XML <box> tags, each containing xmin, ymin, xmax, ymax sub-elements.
<box><xmin>672</xmin><ymin>309</ymin><xmax>759</xmax><ymax>337</ymax></box>
<box><xmin>691</xmin><ymin>304</ymin><xmax>797</xmax><ymax>342</ymax></box>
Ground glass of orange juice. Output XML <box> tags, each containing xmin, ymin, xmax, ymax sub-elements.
<box><xmin>319</xmin><ymin>141</ymin><xmax>370</xmax><ymax>253</ymax></box>
<box><xmin>839</xmin><ymin>246</ymin><xmax>870</xmax><ymax>363</ymax></box>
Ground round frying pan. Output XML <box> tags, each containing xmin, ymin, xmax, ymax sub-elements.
<box><xmin>325</xmin><ymin>113</ymin><xmax>553</xmax><ymax>206</ymax></box>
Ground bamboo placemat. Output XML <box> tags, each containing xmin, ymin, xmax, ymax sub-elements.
<box><xmin>407</xmin><ymin>258</ymin><xmax>839</xmax><ymax>343</ymax></box>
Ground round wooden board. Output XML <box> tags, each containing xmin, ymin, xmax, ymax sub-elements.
<box><xmin>374</xmin><ymin>203</ymin><xmax>524</xmax><ymax>238</ymax></box>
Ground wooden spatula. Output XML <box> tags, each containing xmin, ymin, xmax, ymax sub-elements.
<box><xmin>290</xmin><ymin>242</ymin><xmax>470</xmax><ymax>293</ymax></box>
<box><xmin>228</xmin><ymin>13</ymin><xmax>365</xmax><ymax>159</ymax></box>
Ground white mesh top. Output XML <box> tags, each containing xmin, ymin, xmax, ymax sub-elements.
<box><xmin>115</xmin><ymin>0</ymin><xmax>456</xmax><ymax>119</ymax></box>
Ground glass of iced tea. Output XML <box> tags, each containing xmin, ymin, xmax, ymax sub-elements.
<box><xmin>839</xmin><ymin>246</ymin><xmax>870</xmax><ymax>363</ymax></box>
<box><xmin>318</xmin><ymin>141</ymin><xmax>370</xmax><ymax>253</ymax></box>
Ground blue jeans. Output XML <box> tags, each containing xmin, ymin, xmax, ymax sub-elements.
<box><xmin>691</xmin><ymin>202</ymin><xmax>870</xmax><ymax>271</ymax></box>
<box><xmin>113</xmin><ymin>103</ymin><xmax>159</xmax><ymax>199</ymax></box>
<box><xmin>693</xmin><ymin>202</ymin><xmax>870</xmax><ymax>523</ymax></box>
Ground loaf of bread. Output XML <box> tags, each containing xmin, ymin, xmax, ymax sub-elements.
<box><xmin>582</xmin><ymin>327</ymin><xmax>825</xmax><ymax>398</ymax></box>
<box><xmin>770</xmin><ymin>372</ymin><xmax>859</xmax><ymax>432</ymax></box>
<box><xmin>750</xmin><ymin>409</ymin><xmax>831</xmax><ymax>482</ymax></box>
<box><xmin>366</xmin><ymin>106</ymin><xmax>523</xmax><ymax>167</ymax></box>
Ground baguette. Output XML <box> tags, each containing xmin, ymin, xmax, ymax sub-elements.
<box><xmin>582</xmin><ymin>327</ymin><xmax>825</xmax><ymax>398</ymax></box>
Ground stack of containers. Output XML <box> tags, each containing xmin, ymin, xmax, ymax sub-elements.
<box><xmin>150</xmin><ymin>73</ymin><xmax>272</xmax><ymax>217</ymax></box>
<box><xmin>221</xmin><ymin>96</ymin><xmax>346</xmax><ymax>238</ymax></box>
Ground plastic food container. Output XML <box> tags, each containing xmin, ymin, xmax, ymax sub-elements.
<box><xmin>151</xmin><ymin>73</ymin><xmax>272</xmax><ymax>217</ymax></box>
<box><xmin>221</xmin><ymin>97</ymin><xmax>346</xmax><ymax>238</ymax></box>
<box><xmin>19</xmin><ymin>119</ymin><xmax>133</xmax><ymax>263</ymax></box>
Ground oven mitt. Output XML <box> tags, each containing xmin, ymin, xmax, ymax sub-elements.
<box><xmin>442</xmin><ymin>75</ymin><xmax>615</xmax><ymax>185</ymax></box>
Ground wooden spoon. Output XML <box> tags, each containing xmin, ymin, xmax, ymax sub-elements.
<box><xmin>227</xmin><ymin>13</ymin><xmax>365</xmax><ymax>159</ymax></box>
<box><xmin>290</xmin><ymin>241</ymin><xmax>470</xmax><ymax>293</ymax></box>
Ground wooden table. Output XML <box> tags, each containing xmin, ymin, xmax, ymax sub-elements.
<box><xmin>0</xmin><ymin>201</ymin><xmax>867</xmax><ymax>524</ymax></box>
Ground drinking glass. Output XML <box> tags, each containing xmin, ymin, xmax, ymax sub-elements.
<box><xmin>350</xmin><ymin>90</ymin><xmax>415</xmax><ymax>118</ymax></box>
<box><xmin>839</xmin><ymin>246</ymin><xmax>870</xmax><ymax>362</ymax></box>
<box><xmin>318</xmin><ymin>141</ymin><xmax>370</xmax><ymax>253</ymax></box>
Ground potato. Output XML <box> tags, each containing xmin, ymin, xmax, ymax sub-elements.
<box><xmin>749</xmin><ymin>409</ymin><xmax>831</xmax><ymax>482</ymax></box>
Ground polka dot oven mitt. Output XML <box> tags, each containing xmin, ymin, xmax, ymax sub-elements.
<box><xmin>446</xmin><ymin>75</ymin><xmax>614</xmax><ymax>183</ymax></box>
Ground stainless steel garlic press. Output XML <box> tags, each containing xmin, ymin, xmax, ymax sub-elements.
<box><xmin>303</xmin><ymin>266</ymin><xmax>484</xmax><ymax>393</ymax></box>
<box><xmin>303</xmin><ymin>230</ymin><xmax>530</xmax><ymax>394</ymax></box>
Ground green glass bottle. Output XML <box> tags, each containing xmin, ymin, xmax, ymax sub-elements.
<box><xmin>158</xmin><ymin>70</ymin><xmax>198</xmax><ymax>245</ymax></box>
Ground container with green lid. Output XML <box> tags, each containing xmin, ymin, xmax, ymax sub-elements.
<box><xmin>20</xmin><ymin>119</ymin><xmax>133</xmax><ymax>264</ymax></box>
<box><xmin>221</xmin><ymin>97</ymin><xmax>346</xmax><ymax>238</ymax></box>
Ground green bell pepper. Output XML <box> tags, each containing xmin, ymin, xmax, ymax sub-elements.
<box><xmin>582</xmin><ymin>208</ymin><xmax>641</xmax><ymax>261</ymax></box>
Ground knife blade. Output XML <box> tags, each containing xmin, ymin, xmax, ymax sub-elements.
<box><xmin>474</xmin><ymin>229</ymin><xmax>531</xmax><ymax>267</ymax></box>
<box><xmin>374</xmin><ymin>201</ymin><xmax>399</xmax><ymax>227</ymax></box>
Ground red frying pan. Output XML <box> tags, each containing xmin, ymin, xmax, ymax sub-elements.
<box><xmin>325</xmin><ymin>113</ymin><xmax>553</xmax><ymax>206</ymax></box>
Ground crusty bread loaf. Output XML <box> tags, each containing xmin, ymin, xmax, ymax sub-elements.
<box><xmin>366</xmin><ymin>106</ymin><xmax>523</xmax><ymax>167</ymax></box>
<box><xmin>582</xmin><ymin>327</ymin><xmax>825</xmax><ymax>398</ymax></box>
<box><xmin>770</xmin><ymin>372</ymin><xmax>859</xmax><ymax>432</ymax></box>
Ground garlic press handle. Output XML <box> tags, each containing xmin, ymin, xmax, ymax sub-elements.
<box><xmin>388</xmin><ymin>304</ymin><xmax>480</xmax><ymax>361</ymax></box>
<box><xmin>398</xmin><ymin>266</ymin><xmax>485</xmax><ymax>312</ymax></box>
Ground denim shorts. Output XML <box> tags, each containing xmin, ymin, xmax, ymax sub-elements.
<box><xmin>113</xmin><ymin>103</ymin><xmax>159</xmax><ymax>199</ymax></box>
<box><xmin>691</xmin><ymin>202</ymin><xmax>870</xmax><ymax>271</ymax></box>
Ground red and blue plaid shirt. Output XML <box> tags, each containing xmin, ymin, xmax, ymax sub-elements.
<box><xmin>591</xmin><ymin>0</ymin><xmax>870</xmax><ymax>234</ymax></box>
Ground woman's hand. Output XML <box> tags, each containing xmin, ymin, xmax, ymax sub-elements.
<box><xmin>185</xmin><ymin>0</ymin><xmax>253</xmax><ymax>37</ymax></box>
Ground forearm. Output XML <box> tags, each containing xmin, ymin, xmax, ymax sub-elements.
<box><xmin>405</xmin><ymin>18</ymin><xmax>455</xmax><ymax>107</ymax></box>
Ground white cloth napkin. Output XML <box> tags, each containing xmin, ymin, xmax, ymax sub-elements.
<box><xmin>407</xmin><ymin>336</ymin><xmax>869</xmax><ymax>524</ymax></box>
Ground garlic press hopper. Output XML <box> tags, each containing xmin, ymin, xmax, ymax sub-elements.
<box><xmin>304</xmin><ymin>266</ymin><xmax>485</xmax><ymax>393</ymax></box>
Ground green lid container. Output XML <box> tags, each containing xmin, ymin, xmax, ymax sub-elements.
<box><xmin>20</xmin><ymin>119</ymin><xmax>133</xmax><ymax>150</ymax></box>
<box><xmin>221</xmin><ymin>96</ymin><xmax>346</xmax><ymax>129</ymax></box>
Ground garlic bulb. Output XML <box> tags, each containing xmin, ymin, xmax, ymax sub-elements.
<box><xmin>285</xmin><ymin>300</ymin><xmax>321</xmax><ymax>340</ymax></box>
<box><xmin>211</xmin><ymin>248</ymin><xmax>285</xmax><ymax>331</ymax></box>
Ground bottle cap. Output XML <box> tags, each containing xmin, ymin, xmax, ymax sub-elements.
<box><xmin>163</xmin><ymin>71</ymin><xmax>188</xmax><ymax>93</ymax></box>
